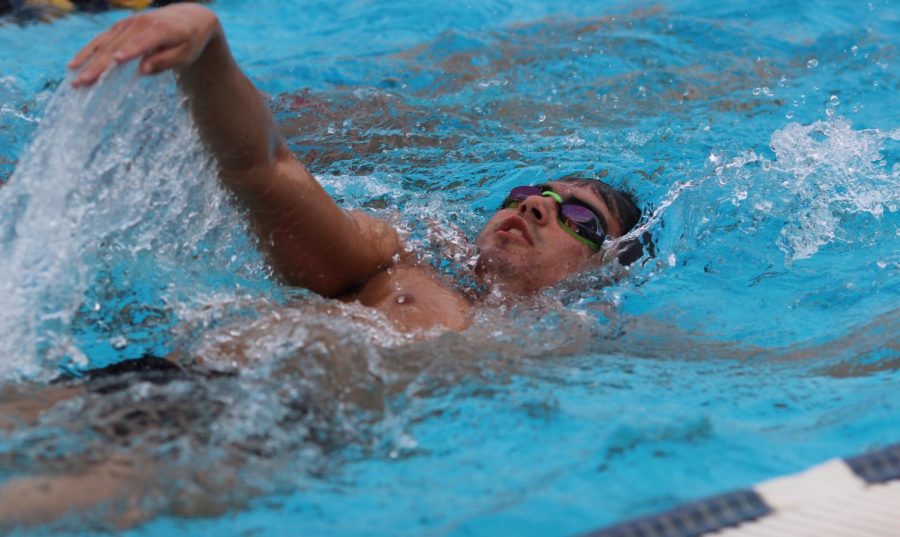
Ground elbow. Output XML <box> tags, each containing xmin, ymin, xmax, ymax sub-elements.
<box><xmin>268</xmin><ymin>235</ymin><xmax>400</xmax><ymax>299</ymax></box>
<box><xmin>276</xmin><ymin>260</ymin><xmax>384</xmax><ymax>299</ymax></box>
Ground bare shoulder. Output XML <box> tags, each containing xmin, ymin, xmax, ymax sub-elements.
<box><xmin>350</xmin><ymin>264</ymin><xmax>472</xmax><ymax>333</ymax></box>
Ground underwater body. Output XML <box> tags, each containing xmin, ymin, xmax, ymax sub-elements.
<box><xmin>0</xmin><ymin>0</ymin><xmax>898</xmax><ymax>534</ymax></box>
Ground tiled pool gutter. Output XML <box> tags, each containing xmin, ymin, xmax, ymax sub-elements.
<box><xmin>583</xmin><ymin>443</ymin><xmax>900</xmax><ymax>537</ymax></box>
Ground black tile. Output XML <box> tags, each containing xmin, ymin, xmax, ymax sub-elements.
<box><xmin>846</xmin><ymin>443</ymin><xmax>900</xmax><ymax>484</ymax></box>
<box><xmin>582</xmin><ymin>489</ymin><xmax>772</xmax><ymax>537</ymax></box>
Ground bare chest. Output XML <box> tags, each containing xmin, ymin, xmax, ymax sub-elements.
<box><xmin>349</xmin><ymin>266</ymin><xmax>471</xmax><ymax>332</ymax></box>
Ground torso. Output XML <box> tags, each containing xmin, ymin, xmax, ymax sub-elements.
<box><xmin>189</xmin><ymin>264</ymin><xmax>473</xmax><ymax>373</ymax></box>
<box><xmin>347</xmin><ymin>265</ymin><xmax>472</xmax><ymax>332</ymax></box>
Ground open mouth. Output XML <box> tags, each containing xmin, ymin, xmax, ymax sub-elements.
<box><xmin>496</xmin><ymin>216</ymin><xmax>533</xmax><ymax>246</ymax></box>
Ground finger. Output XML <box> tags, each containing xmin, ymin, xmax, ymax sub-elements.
<box><xmin>112</xmin><ymin>25</ymin><xmax>180</xmax><ymax>64</ymax></box>
<box><xmin>70</xmin><ymin>23</ymin><xmax>134</xmax><ymax>85</ymax></box>
<box><xmin>72</xmin><ymin>26</ymin><xmax>141</xmax><ymax>87</ymax></box>
<box><xmin>139</xmin><ymin>44</ymin><xmax>189</xmax><ymax>75</ymax></box>
<box><xmin>69</xmin><ymin>19</ymin><xmax>131</xmax><ymax>69</ymax></box>
<box><xmin>72</xmin><ymin>53</ymin><xmax>111</xmax><ymax>87</ymax></box>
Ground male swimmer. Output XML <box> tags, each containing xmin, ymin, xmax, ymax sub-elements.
<box><xmin>0</xmin><ymin>4</ymin><xmax>646</xmax><ymax>527</ymax></box>
<box><xmin>68</xmin><ymin>3</ymin><xmax>642</xmax><ymax>334</ymax></box>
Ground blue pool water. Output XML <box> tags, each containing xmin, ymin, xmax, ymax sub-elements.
<box><xmin>0</xmin><ymin>0</ymin><xmax>898</xmax><ymax>535</ymax></box>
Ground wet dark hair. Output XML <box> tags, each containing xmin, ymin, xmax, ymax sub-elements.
<box><xmin>557</xmin><ymin>176</ymin><xmax>645</xmax><ymax>265</ymax></box>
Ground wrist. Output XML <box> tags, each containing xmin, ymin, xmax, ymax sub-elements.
<box><xmin>176</xmin><ymin>18</ymin><xmax>234</xmax><ymax>82</ymax></box>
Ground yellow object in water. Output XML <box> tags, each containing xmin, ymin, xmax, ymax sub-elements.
<box><xmin>107</xmin><ymin>0</ymin><xmax>154</xmax><ymax>9</ymax></box>
<box><xmin>24</xmin><ymin>0</ymin><xmax>75</xmax><ymax>12</ymax></box>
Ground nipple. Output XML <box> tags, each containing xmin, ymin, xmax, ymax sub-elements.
<box><xmin>395</xmin><ymin>294</ymin><xmax>415</xmax><ymax>305</ymax></box>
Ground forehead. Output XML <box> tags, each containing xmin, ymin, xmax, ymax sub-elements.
<box><xmin>544</xmin><ymin>181</ymin><xmax>622</xmax><ymax>237</ymax></box>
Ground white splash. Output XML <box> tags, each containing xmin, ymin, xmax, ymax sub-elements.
<box><xmin>770</xmin><ymin>117</ymin><xmax>899</xmax><ymax>261</ymax></box>
<box><xmin>0</xmin><ymin>62</ymin><xmax>249</xmax><ymax>380</ymax></box>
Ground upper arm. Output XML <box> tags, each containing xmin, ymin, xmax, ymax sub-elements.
<box><xmin>238</xmin><ymin>147</ymin><xmax>402</xmax><ymax>297</ymax></box>
<box><xmin>168</xmin><ymin>21</ymin><xmax>399</xmax><ymax>296</ymax></box>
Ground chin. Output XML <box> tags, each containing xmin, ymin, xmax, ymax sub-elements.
<box><xmin>474</xmin><ymin>243</ymin><xmax>515</xmax><ymax>275</ymax></box>
<box><xmin>475</xmin><ymin>250</ymin><xmax>544</xmax><ymax>294</ymax></box>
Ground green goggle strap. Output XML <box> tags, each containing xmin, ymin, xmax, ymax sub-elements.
<box><xmin>541</xmin><ymin>190</ymin><xmax>564</xmax><ymax>203</ymax></box>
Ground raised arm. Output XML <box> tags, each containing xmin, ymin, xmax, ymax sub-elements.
<box><xmin>69</xmin><ymin>5</ymin><xmax>400</xmax><ymax>297</ymax></box>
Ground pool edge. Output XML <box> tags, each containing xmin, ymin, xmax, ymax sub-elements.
<box><xmin>582</xmin><ymin>442</ymin><xmax>900</xmax><ymax>537</ymax></box>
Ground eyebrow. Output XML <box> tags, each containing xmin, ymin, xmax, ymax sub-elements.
<box><xmin>538</xmin><ymin>183</ymin><xmax>610</xmax><ymax>233</ymax></box>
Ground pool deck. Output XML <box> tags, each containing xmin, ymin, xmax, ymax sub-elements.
<box><xmin>584</xmin><ymin>443</ymin><xmax>900</xmax><ymax>537</ymax></box>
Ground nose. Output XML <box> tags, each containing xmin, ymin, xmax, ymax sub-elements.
<box><xmin>517</xmin><ymin>194</ymin><xmax>555</xmax><ymax>226</ymax></box>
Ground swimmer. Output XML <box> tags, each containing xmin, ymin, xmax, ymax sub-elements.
<box><xmin>0</xmin><ymin>3</ymin><xmax>643</xmax><ymax>528</ymax></box>
<box><xmin>68</xmin><ymin>3</ymin><xmax>642</xmax><ymax>333</ymax></box>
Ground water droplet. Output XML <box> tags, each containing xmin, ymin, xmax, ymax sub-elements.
<box><xmin>829</xmin><ymin>94</ymin><xmax>839</xmax><ymax>105</ymax></box>
<box><xmin>752</xmin><ymin>87</ymin><xmax>761</xmax><ymax>96</ymax></box>
<box><xmin>667</xmin><ymin>254</ymin><xmax>676</xmax><ymax>267</ymax></box>
<box><xmin>538</xmin><ymin>113</ymin><xmax>546</xmax><ymax>123</ymax></box>
<box><xmin>806</xmin><ymin>58</ymin><xmax>819</xmax><ymax>68</ymax></box>
<box><xmin>785</xmin><ymin>110</ymin><xmax>795</xmax><ymax>119</ymax></box>
<box><xmin>850</xmin><ymin>45</ymin><xmax>859</xmax><ymax>55</ymax></box>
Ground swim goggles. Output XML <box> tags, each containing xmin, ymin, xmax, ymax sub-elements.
<box><xmin>501</xmin><ymin>185</ymin><xmax>606</xmax><ymax>250</ymax></box>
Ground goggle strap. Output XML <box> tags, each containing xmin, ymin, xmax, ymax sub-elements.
<box><xmin>560</xmin><ymin>223</ymin><xmax>600</xmax><ymax>250</ymax></box>
<box><xmin>541</xmin><ymin>191</ymin><xmax>563</xmax><ymax>203</ymax></box>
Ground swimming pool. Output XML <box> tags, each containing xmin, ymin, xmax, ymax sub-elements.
<box><xmin>0</xmin><ymin>0</ymin><xmax>897</xmax><ymax>534</ymax></box>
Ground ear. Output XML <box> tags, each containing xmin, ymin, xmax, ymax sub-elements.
<box><xmin>607</xmin><ymin>231</ymin><xmax>654</xmax><ymax>266</ymax></box>
<box><xmin>615</xmin><ymin>238</ymin><xmax>643</xmax><ymax>266</ymax></box>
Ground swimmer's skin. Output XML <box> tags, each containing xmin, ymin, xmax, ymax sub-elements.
<box><xmin>68</xmin><ymin>4</ymin><xmax>627</xmax><ymax>333</ymax></box>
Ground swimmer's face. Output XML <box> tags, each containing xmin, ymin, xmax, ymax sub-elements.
<box><xmin>475</xmin><ymin>181</ymin><xmax>623</xmax><ymax>294</ymax></box>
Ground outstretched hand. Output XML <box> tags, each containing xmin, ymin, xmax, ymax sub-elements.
<box><xmin>69</xmin><ymin>4</ymin><xmax>220</xmax><ymax>87</ymax></box>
